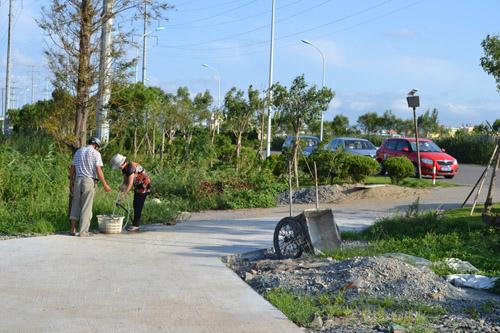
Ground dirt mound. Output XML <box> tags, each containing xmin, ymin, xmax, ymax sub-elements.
<box><xmin>277</xmin><ymin>185</ymin><xmax>428</xmax><ymax>205</ymax></box>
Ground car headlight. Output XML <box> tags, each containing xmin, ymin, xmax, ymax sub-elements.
<box><xmin>421</xmin><ymin>158</ymin><xmax>433</xmax><ymax>165</ymax></box>
<box><xmin>453</xmin><ymin>159</ymin><xmax>458</xmax><ymax>165</ymax></box>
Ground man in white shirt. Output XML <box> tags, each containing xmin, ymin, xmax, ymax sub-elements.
<box><xmin>69</xmin><ymin>137</ymin><xmax>111</xmax><ymax>236</ymax></box>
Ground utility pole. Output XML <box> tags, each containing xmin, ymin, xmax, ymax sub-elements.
<box><xmin>3</xmin><ymin>0</ymin><xmax>13</xmax><ymax>135</ymax></box>
<box><xmin>266</xmin><ymin>0</ymin><xmax>276</xmax><ymax>158</ymax></box>
<box><xmin>141</xmin><ymin>1</ymin><xmax>148</xmax><ymax>84</ymax></box>
<box><xmin>96</xmin><ymin>0</ymin><xmax>114</xmax><ymax>143</ymax></box>
<box><xmin>1</xmin><ymin>87</ymin><xmax>4</xmax><ymax>122</ymax></box>
<box><xmin>31</xmin><ymin>65</ymin><xmax>36</xmax><ymax>103</ymax></box>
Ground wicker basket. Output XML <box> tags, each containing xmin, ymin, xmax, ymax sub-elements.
<box><xmin>97</xmin><ymin>215</ymin><xmax>124</xmax><ymax>234</ymax></box>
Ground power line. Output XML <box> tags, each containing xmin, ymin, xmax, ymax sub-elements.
<box><xmin>165</xmin><ymin>0</ymin><xmax>262</xmax><ymax>27</ymax></box>
<box><xmin>161</xmin><ymin>0</ymin><xmax>335</xmax><ymax>48</ymax></box>
<box><xmin>175</xmin><ymin>0</ymin><xmax>248</xmax><ymax>12</ymax></box>
<box><xmin>158</xmin><ymin>0</ymin><xmax>394</xmax><ymax>52</ymax></box>
<box><xmin>154</xmin><ymin>0</ymin><xmax>424</xmax><ymax>60</ymax></box>
<box><xmin>164</xmin><ymin>0</ymin><xmax>305</xmax><ymax>30</ymax></box>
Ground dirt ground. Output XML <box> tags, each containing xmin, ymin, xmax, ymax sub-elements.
<box><xmin>277</xmin><ymin>184</ymin><xmax>428</xmax><ymax>205</ymax></box>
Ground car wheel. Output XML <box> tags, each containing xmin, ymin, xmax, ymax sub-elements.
<box><xmin>444</xmin><ymin>175</ymin><xmax>454</xmax><ymax>179</ymax></box>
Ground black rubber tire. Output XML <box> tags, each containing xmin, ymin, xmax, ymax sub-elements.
<box><xmin>273</xmin><ymin>217</ymin><xmax>304</xmax><ymax>259</ymax></box>
<box><xmin>444</xmin><ymin>175</ymin><xmax>454</xmax><ymax>179</ymax></box>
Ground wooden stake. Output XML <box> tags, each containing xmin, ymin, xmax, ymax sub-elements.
<box><xmin>314</xmin><ymin>162</ymin><xmax>319</xmax><ymax>210</ymax></box>
<box><xmin>484</xmin><ymin>140</ymin><xmax>500</xmax><ymax>214</ymax></box>
<box><xmin>288</xmin><ymin>160</ymin><xmax>293</xmax><ymax>217</ymax></box>
<box><xmin>470</xmin><ymin>144</ymin><xmax>499</xmax><ymax>214</ymax></box>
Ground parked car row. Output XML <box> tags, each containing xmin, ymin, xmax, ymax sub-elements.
<box><xmin>281</xmin><ymin>135</ymin><xmax>459</xmax><ymax>178</ymax></box>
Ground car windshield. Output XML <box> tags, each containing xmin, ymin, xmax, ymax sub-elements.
<box><xmin>344</xmin><ymin>140</ymin><xmax>375</xmax><ymax>150</ymax></box>
<box><xmin>410</xmin><ymin>141</ymin><xmax>442</xmax><ymax>152</ymax></box>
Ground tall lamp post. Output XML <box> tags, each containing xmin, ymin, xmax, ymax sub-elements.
<box><xmin>266</xmin><ymin>0</ymin><xmax>276</xmax><ymax>158</ymax></box>
<box><xmin>301</xmin><ymin>39</ymin><xmax>326</xmax><ymax>141</ymax></box>
<box><xmin>202</xmin><ymin>64</ymin><xmax>221</xmax><ymax>109</ymax></box>
<box><xmin>407</xmin><ymin>89</ymin><xmax>422</xmax><ymax>179</ymax></box>
<box><xmin>141</xmin><ymin>26</ymin><xmax>165</xmax><ymax>85</ymax></box>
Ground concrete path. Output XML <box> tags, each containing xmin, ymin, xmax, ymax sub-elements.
<box><xmin>1</xmin><ymin>168</ymin><xmax>498</xmax><ymax>332</ymax></box>
<box><xmin>0</xmin><ymin>221</ymin><xmax>302</xmax><ymax>333</ymax></box>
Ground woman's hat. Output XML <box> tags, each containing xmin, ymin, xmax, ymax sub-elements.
<box><xmin>110</xmin><ymin>154</ymin><xmax>126</xmax><ymax>170</ymax></box>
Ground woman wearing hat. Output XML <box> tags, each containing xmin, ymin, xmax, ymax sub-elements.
<box><xmin>110</xmin><ymin>154</ymin><xmax>151</xmax><ymax>232</ymax></box>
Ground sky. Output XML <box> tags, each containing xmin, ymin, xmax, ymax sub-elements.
<box><xmin>0</xmin><ymin>0</ymin><xmax>499</xmax><ymax>127</ymax></box>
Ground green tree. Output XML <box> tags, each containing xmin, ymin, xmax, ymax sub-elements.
<box><xmin>224</xmin><ymin>86</ymin><xmax>259</xmax><ymax>171</ymax></box>
<box><xmin>329</xmin><ymin>114</ymin><xmax>349</xmax><ymax>136</ymax></box>
<box><xmin>417</xmin><ymin>108</ymin><xmax>439</xmax><ymax>137</ymax></box>
<box><xmin>379</xmin><ymin>110</ymin><xmax>398</xmax><ymax>131</ymax></box>
<box><xmin>357</xmin><ymin>112</ymin><xmax>380</xmax><ymax>133</ymax></box>
<box><xmin>492</xmin><ymin>119</ymin><xmax>500</xmax><ymax>132</ymax></box>
<box><xmin>480</xmin><ymin>34</ymin><xmax>500</xmax><ymax>92</ymax></box>
<box><xmin>271</xmin><ymin>75</ymin><xmax>334</xmax><ymax>186</ymax></box>
<box><xmin>39</xmin><ymin>0</ymin><xmax>171</xmax><ymax>148</ymax></box>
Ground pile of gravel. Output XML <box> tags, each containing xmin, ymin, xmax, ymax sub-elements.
<box><xmin>230</xmin><ymin>255</ymin><xmax>500</xmax><ymax>333</ymax></box>
<box><xmin>276</xmin><ymin>185</ymin><xmax>427</xmax><ymax>205</ymax></box>
<box><xmin>277</xmin><ymin>185</ymin><xmax>353</xmax><ymax>205</ymax></box>
<box><xmin>235</xmin><ymin>256</ymin><xmax>465</xmax><ymax>303</ymax></box>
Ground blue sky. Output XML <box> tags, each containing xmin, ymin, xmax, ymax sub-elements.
<box><xmin>0</xmin><ymin>0</ymin><xmax>499</xmax><ymax>126</ymax></box>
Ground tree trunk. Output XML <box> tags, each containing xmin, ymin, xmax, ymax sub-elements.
<box><xmin>259</xmin><ymin>111</ymin><xmax>265</xmax><ymax>159</ymax></box>
<box><xmin>292</xmin><ymin>131</ymin><xmax>300</xmax><ymax>188</ymax></box>
<box><xmin>160</xmin><ymin>128</ymin><xmax>165</xmax><ymax>163</ymax></box>
<box><xmin>74</xmin><ymin>0</ymin><xmax>93</xmax><ymax>148</ymax></box>
<box><xmin>236</xmin><ymin>132</ymin><xmax>242</xmax><ymax>172</ymax></box>
<box><xmin>133</xmin><ymin>127</ymin><xmax>138</xmax><ymax>160</ymax></box>
<box><xmin>152</xmin><ymin>122</ymin><xmax>156</xmax><ymax>157</ymax></box>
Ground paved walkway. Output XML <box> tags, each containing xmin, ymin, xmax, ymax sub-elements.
<box><xmin>0</xmin><ymin>220</ymin><xmax>301</xmax><ymax>333</ymax></box>
<box><xmin>1</xmin><ymin>179</ymin><xmax>498</xmax><ymax>332</ymax></box>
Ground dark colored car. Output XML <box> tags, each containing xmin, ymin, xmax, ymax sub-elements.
<box><xmin>325</xmin><ymin>137</ymin><xmax>377</xmax><ymax>159</ymax></box>
<box><xmin>282</xmin><ymin>135</ymin><xmax>320</xmax><ymax>156</ymax></box>
<box><xmin>376</xmin><ymin>137</ymin><xmax>458</xmax><ymax>178</ymax></box>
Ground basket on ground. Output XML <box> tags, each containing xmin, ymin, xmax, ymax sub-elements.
<box><xmin>97</xmin><ymin>215</ymin><xmax>124</xmax><ymax>234</ymax></box>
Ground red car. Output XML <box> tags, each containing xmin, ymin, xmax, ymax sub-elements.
<box><xmin>376</xmin><ymin>137</ymin><xmax>459</xmax><ymax>178</ymax></box>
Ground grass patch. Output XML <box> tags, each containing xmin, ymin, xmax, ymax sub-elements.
<box><xmin>264</xmin><ymin>288</ymin><xmax>445</xmax><ymax>331</ymax></box>
<box><xmin>331</xmin><ymin>205</ymin><xmax>500</xmax><ymax>291</ymax></box>
<box><xmin>364</xmin><ymin>176</ymin><xmax>457</xmax><ymax>188</ymax></box>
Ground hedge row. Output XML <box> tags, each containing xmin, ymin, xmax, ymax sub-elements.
<box><xmin>434</xmin><ymin>135</ymin><xmax>496</xmax><ymax>165</ymax></box>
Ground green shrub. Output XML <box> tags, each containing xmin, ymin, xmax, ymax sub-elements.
<box><xmin>384</xmin><ymin>157</ymin><xmax>414</xmax><ymax>184</ymax></box>
<box><xmin>263</xmin><ymin>153</ymin><xmax>288</xmax><ymax>177</ymax></box>
<box><xmin>344</xmin><ymin>154</ymin><xmax>380</xmax><ymax>183</ymax></box>
<box><xmin>435</xmin><ymin>134</ymin><xmax>495</xmax><ymax>165</ymax></box>
<box><xmin>306</xmin><ymin>151</ymin><xmax>379</xmax><ymax>184</ymax></box>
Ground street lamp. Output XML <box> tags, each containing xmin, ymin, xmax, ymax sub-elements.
<box><xmin>202</xmin><ymin>63</ymin><xmax>221</xmax><ymax>109</ymax></box>
<box><xmin>407</xmin><ymin>89</ymin><xmax>422</xmax><ymax>179</ymax></box>
<box><xmin>141</xmin><ymin>26</ymin><xmax>165</xmax><ymax>84</ymax></box>
<box><xmin>301</xmin><ymin>39</ymin><xmax>326</xmax><ymax>141</ymax></box>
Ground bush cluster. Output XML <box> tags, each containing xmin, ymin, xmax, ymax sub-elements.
<box><xmin>435</xmin><ymin>134</ymin><xmax>496</xmax><ymax>165</ymax></box>
<box><xmin>305</xmin><ymin>150</ymin><xmax>379</xmax><ymax>184</ymax></box>
<box><xmin>384</xmin><ymin>156</ymin><xmax>414</xmax><ymax>184</ymax></box>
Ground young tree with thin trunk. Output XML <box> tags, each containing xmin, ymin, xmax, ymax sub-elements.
<box><xmin>271</xmin><ymin>75</ymin><xmax>334</xmax><ymax>187</ymax></box>
<box><xmin>38</xmin><ymin>0</ymin><xmax>171</xmax><ymax>150</ymax></box>
<box><xmin>224</xmin><ymin>86</ymin><xmax>259</xmax><ymax>172</ymax></box>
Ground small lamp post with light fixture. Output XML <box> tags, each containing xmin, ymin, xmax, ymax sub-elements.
<box><xmin>407</xmin><ymin>89</ymin><xmax>422</xmax><ymax>179</ymax></box>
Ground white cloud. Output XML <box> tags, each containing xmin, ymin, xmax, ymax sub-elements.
<box><xmin>287</xmin><ymin>39</ymin><xmax>346</xmax><ymax>68</ymax></box>
<box><xmin>384</xmin><ymin>28</ymin><xmax>416</xmax><ymax>39</ymax></box>
<box><xmin>349</xmin><ymin>100</ymin><xmax>376</xmax><ymax>111</ymax></box>
<box><xmin>442</xmin><ymin>103</ymin><xmax>478</xmax><ymax>117</ymax></box>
